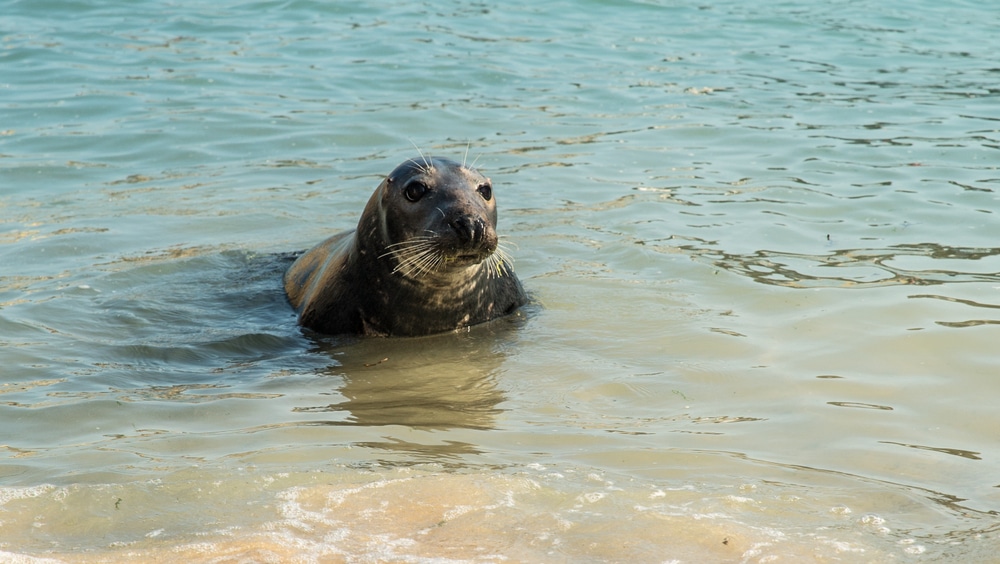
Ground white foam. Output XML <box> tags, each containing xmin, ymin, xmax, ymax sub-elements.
<box><xmin>0</xmin><ymin>551</ymin><xmax>65</xmax><ymax>564</ymax></box>
<box><xmin>577</xmin><ymin>491</ymin><xmax>607</xmax><ymax>504</ymax></box>
<box><xmin>0</xmin><ymin>485</ymin><xmax>55</xmax><ymax>506</ymax></box>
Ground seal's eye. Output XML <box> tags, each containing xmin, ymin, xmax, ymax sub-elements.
<box><xmin>477</xmin><ymin>182</ymin><xmax>493</xmax><ymax>201</ymax></box>
<box><xmin>403</xmin><ymin>180</ymin><xmax>429</xmax><ymax>202</ymax></box>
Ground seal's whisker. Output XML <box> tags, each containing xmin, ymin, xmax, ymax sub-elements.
<box><xmin>484</xmin><ymin>244</ymin><xmax>515</xmax><ymax>279</ymax></box>
<box><xmin>386</xmin><ymin>243</ymin><xmax>436</xmax><ymax>257</ymax></box>
<box><xmin>378</xmin><ymin>237</ymin><xmax>436</xmax><ymax>260</ymax></box>
<box><xmin>496</xmin><ymin>235</ymin><xmax>519</xmax><ymax>251</ymax></box>
<box><xmin>382</xmin><ymin>235</ymin><xmax>435</xmax><ymax>247</ymax></box>
<box><xmin>406</xmin><ymin>139</ymin><xmax>432</xmax><ymax>174</ymax></box>
<box><xmin>405</xmin><ymin>158</ymin><xmax>430</xmax><ymax>175</ymax></box>
<box><xmin>415</xmin><ymin>252</ymin><xmax>443</xmax><ymax>277</ymax></box>
<box><xmin>381</xmin><ymin>236</ymin><xmax>436</xmax><ymax>253</ymax></box>
<box><xmin>386</xmin><ymin>249</ymin><xmax>434</xmax><ymax>266</ymax></box>
<box><xmin>396</xmin><ymin>247</ymin><xmax>443</xmax><ymax>278</ymax></box>
<box><xmin>393</xmin><ymin>252</ymin><xmax>426</xmax><ymax>276</ymax></box>
<box><xmin>389</xmin><ymin>251</ymin><xmax>437</xmax><ymax>274</ymax></box>
<box><xmin>382</xmin><ymin>239</ymin><xmax>433</xmax><ymax>250</ymax></box>
<box><xmin>383</xmin><ymin>236</ymin><xmax>445</xmax><ymax>278</ymax></box>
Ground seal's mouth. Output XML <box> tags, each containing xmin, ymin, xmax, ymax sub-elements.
<box><xmin>446</xmin><ymin>252</ymin><xmax>488</xmax><ymax>266</ymax></box>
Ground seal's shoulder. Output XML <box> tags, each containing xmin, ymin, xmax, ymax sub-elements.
<box><xmin>284</xmin><ymin>230</ymin><xmax>356</xmax><ymax>310</ymax></box>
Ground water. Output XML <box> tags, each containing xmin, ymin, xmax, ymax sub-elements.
<box><xmin>2</xmin><ymin>0</ymin><xmax>999</xmax><ymax>561</ymax></box>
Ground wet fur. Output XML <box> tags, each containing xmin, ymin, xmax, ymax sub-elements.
<box><xmin>284</xmin><ymin>156</ymin><xmax>527</xmax><ymax>337</ymax></box>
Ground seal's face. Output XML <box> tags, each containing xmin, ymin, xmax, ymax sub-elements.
<box><xmin>377</xmin><ymin>156</ymin><xmax>506</xmax><ymax>279</ymax></box>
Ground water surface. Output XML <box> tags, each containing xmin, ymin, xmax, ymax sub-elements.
<box><xmin>2</xmin><ymin>0</ymin><xmax>1000</xmax><ymax>561</ymax></box>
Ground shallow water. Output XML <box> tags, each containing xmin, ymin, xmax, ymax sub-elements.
<box><xmin>3</xmin><ymin>0</ymin><xmax>1000</xmax><ymax>561</ymax></box>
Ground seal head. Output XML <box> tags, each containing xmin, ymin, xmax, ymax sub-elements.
<box><xmin>284</xmin><ymin>156</ymin><xmax>527</xmax><ymax>336</ymax></box>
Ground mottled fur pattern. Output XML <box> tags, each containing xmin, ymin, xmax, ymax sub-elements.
<box><xmin>284</xmin><ymin>156</ymin><xmax>527</xmax><ymax>336</ymax></box>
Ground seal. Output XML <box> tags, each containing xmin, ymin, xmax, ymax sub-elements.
<box><xmin>284</xmin><ymin>156</ymin><xmax>528</xmax><ymax>336</ymax></box>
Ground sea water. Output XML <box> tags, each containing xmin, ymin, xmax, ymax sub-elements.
<box><xmin>2</xmin><ymin>0</ymin><xmax>999</xmax><ymax>561</ymax></box>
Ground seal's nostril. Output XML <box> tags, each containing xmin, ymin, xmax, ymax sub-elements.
<box><xmin>450</xmin><ymin>216</ymin><xmax>480</xmax><ymax>244</ymax></box>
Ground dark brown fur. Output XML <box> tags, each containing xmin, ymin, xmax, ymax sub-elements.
<box><xmin>284</xmin><ymin>156</ymin><xmax>527</xmax><ymax>336</ymax></box>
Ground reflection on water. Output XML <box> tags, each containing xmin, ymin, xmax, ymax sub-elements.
<box><xmin>51</xmin><ymin>383</ymin><xmax>284</xmax><ymax>404</ymax></box>
<box><xmin>293</xmin><ymin>331</ymin><xmax>515</xmax><ymax>431</ymax></box>
<box><xmin>667</xmin><ymin>239</ymin><xmax>1000</xmax><ymax>289</ymax></box>
<box><xmin>828</xmin><ymin>401</ymin><xmax>894</xmax><ymax>411</ymax></box>
<box><xmin>880</xmin><ymin>441</ymin><xmax>982</xmax><ymax>462</ymax></box>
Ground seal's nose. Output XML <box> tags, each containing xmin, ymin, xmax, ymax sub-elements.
<box><xmin>450</xmin><ymin>216</ymin><xmax>484</xmax><ymax>247</ymax></box>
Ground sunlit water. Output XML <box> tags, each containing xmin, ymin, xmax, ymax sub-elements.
<box><xmin>3</xmin><ymin>0</ymin><xmax>999</xmax><ymax>561</ymax></box>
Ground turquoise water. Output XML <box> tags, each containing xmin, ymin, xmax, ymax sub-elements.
<box><xmin>3</xmin><ymin>0</ymin><xmax>999</xmax><ymax>561</ymax></box>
